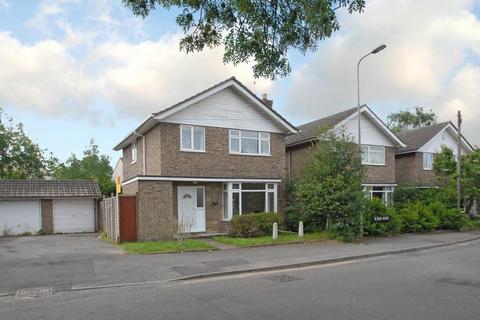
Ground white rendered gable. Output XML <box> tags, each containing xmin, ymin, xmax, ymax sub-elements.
<box><xmin>419</xmin><ymin>126</ymin><xmax>470</xmax><ymax>156</ymax></box>
<box><xmin>336</xmin><ymin>113</ymin><xmax>396</xmax><ymax>147</ymax></box>
<box><xmin>161</xmin><ymin>86</ymin><xmax>285</xmax><ymax>133</ymax></box>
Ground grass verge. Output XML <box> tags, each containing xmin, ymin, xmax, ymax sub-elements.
<box><xmin>213</xmin><ymin>232</ymin><xmax>333</xmax><ymax>248</ymax></box>
<box><xmin>120</xmin><ymin>239</ymin><xmax>216</xmax><ymax>254</ymax></box>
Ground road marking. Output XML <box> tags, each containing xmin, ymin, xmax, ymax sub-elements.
<box><xmin>15</xmin><ymin>287</ymin><xmax>52</xmax><ymax>300</ymax></box>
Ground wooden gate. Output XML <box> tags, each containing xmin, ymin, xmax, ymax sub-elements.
<box><xmin>119</xmin><ymin>196</ymin><xmax>137</xmax><ymax>242</ymax></box>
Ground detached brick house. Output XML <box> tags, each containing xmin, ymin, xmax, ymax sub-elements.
<box><xmin>395</xmin><ymin>122</ymin><xmax>474</xmax><ymax>186</ymax></box>
<box><xmin>114</xmin><ymin>77</ymin><xmax>297</xmax><ymax>240</ymax></box>
<box><xmin>285</xmin><ymin>106</ymin><xmax>406</xmax><ymax>205</ymax></box>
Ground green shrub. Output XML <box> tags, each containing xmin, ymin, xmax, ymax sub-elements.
<box><xmin>394</xmin><ymin>185</ymin><xmax>457</xmax><ymax>210</ymax></box>
<box><xmin>363</xmin><ymin>198</ymin><xmax>402</xmax><ymax>237</ymax></box>
<box><xmin>437</xmin><ymin>208</ymin><xmax>467</xmax><ymax>230</ymax></box>
<box><xmin>399</xmin><ymin>202</ymin><xmax>440</xmax><ymax>232</ymax></box>
<box><xmin>461</xmin><ymin>218</ymin><xmax>480</xmax><ymax>231</ymax></box>
<box><xmin>231</xmin><ymin>212</ymin><xmax>283</xmax><ymax>237</ymax></box>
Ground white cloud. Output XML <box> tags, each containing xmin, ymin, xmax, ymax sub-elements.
<box><xmin>286</xmin><ymin>0</ymin><xmax>480</xmax><ymax>145</ymax></box>
<box><xmin>0</xmin><ymin>0</ymin><xmax>10</xmax><ymax>9</ymax></box>
<box><xmin>0</xmin><ymin>30</ymin><xmax>271</xmax><ymax>121</ymax></box>
<box><xmin>93</xmin><ymin>35</ymin><xmax>272</xmax><ymax>116</ymax></box>
<box><xmin>0</xmin><ymin>32</ymin><xmax>96</xmax><ymax>116</ymax></box>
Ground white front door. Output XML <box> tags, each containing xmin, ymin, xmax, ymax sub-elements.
<box><xmin>177</xmin><ymin>186</ymin><xmax>206</xmax><ymax>233</ymax></box>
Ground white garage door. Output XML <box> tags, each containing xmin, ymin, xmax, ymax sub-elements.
<box><xmin>0</xmin><ymin>200</ymin><xmax>42</xmax><ymax>236</ymax></box>
<box><xmin>53</xmin><ymin>199</ymin><xmax>95</xmax><ymax>233</ymax></box>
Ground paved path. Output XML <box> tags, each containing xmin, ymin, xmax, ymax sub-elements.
<box><xmin>0</xmin><ymin>231</ymin><xmax>479</xmax><ymax>295</ymax></box>
<box><xmin>2</xmin><ymin>236</ymin><xmax>480</xmax><ymax>320</ymax></box>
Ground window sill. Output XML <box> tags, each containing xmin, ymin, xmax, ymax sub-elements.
<box><xmin>229</xmin><ymin>152</ymin><xmax>271</xmax><ymax>157</ymax></box>
<box><xmin>131</xmin><ymin>161</ymin><xmax>137</xmax><ymax>165</ymax></box>
<box><xmin>423</xmin><ymin>168</ymin><xmax>433</xmax><ymax>171</ymax></box>
<box><xmin>362</xmin><ymin>163</ymin><xmax>386</xmax><ymax>167</ymax></box>
<box><xmin>180</xmin><ymin>149</ymin><xmax>207</xmax><ymax>153</ymax></box>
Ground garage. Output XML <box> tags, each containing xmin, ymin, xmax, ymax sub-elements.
<box><xmin>0</xmin><ymin>200</ymin><xmax>42</xmax><ymax>236</ymax></box>
<box><xmin>53</xmin><ymin>199</ymin><xmax>95</xmax><ymax>233</ymax></box>
<box><xmin>0</xmin><ymin>179</ymin><xmax>101</xmax><ymax>236</ymax></box>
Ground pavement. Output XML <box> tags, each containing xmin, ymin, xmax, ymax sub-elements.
<box><xmin>0</xmin><ymin>231</ymin><xmax>479</xmax><ymax>296</ymax></box>
<box><xmin>1</xmin><ymin>235</ymin><xmax>480</xmax><ymax>319</ymax></box>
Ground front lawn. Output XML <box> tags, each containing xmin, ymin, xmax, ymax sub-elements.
<box><xmin>213</xmin><ymin>232</ymin><xmax>333</xmax><ymax>248</ymax></box>
<box><xmin>120</xmin><ymin>239</ymin><xmax>216</xmax><ymax>254</ymax></box>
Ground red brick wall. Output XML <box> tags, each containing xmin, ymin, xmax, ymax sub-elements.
<box><xmin>395</xmin><ymin>152</ymin><xmax>437</xmax><ymax>186</ymax></box>
<box><xmin>159</xmin><ymin>123</ymin><xmax>286</xmax><ymax>179</ymax></box>
<box><xmin>41</xmin><ymin>199</ymin><xmax>53</xmax><ymax>234</ymax></box>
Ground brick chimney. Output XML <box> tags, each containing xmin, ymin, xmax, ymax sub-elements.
<box><xmin>261</xmin><ymin>93</ymin><xmax>273</xmax><ymax>108</ymax></box>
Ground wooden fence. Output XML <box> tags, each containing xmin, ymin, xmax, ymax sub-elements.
<box><xmin>100</xmin><ymin>195</ymin><xmax>137</xmax><ymax>243</ymax></box>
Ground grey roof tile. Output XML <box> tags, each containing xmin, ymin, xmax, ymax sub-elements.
<box><xmin>0</xmin><ymin>180</ymin><xmax>102</xmax><ymax>199</ymax></box>
<box><xmin>396</xmin><ymin>122</ymin><xmax>450</xmax><ymax>154</ymax></box>
<box><xmin>285</xmin><ymin>107</ymin><xmax>358</xmax><ymax>146</ymax></box>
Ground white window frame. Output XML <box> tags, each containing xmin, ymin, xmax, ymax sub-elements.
<box><xmin>361</xmin><ymin>145</ymin><xmax>385</xmax><ymax>166</ymax></box>
<box><xmin>180</xmin><ymin>125</ymin><xmax>205</xmax><ymax>152</ymax></box>
<box><xmin>131</xmin><ymin>142</ymin><xmax>137</xmax><ymax>164</ymax></box>
<box><xmin>222</xmin><ymin>182</ymin><xmax>277</xmax><ymax>221</ymax></box>
<box><xmin>423</xmin><ymin>152</ymin><xmax>434</xmax><ymax>170</ymax></box>
<box><xmin>364</xmin><ymin>186</ymin><xmax>394</xmax><ymax>206</ymax></box>
<box><xmin>229</xmin><ymin>130</ymin><xmax>270</xmax><ymax>156</ymax></box>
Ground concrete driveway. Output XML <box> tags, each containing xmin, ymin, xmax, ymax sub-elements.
<box><xmin>0</xmin><ymin>234</ymin><xmax>123</xmax><ymax>294</ymax></box>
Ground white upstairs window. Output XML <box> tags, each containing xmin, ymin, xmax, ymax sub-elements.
<box><xmin>131</xmin><ymin>142</ymin><xmax>137</xmax><ymax>164</ymax></box>
<box><xmin>180</xmin><ymin>125</ymin><xmax>205</xmax><ymax>152</ymax></box>
<box><xmin>361</xmin><ymin>145</ymin><xmax>385</xmax><ymax>165</ymax></box>
<box><xmin>423</xmin><ymin>152</ymin><xmax>434</xmax><ymax>170</ymax></box>
<box><xmin>229</xmin><ymin>130</ymin><xmax>270</xmax><ymax>155</ymax></box>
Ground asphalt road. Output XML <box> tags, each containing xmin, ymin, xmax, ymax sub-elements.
<box><xmin>1</xmin><ymin>239</ymin><xmax>479</xmax><ymax>320</ymax></box>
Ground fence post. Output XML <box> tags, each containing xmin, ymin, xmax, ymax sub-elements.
<box><xmin>272</xmin><ymin>222</ymin><xmax>278</xmax><ymax>240</ymax></box>
<box><xmin>298</xmin><ymin>221</ymin><xmax>304</xmax><ymax>238</ymax></box>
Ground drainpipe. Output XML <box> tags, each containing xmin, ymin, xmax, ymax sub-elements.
<box><xmin>133</xmin><ymin>131</ymin><xmax>146</xmax><ymax>175</ymax></box>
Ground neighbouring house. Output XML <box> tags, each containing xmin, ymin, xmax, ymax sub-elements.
<box><xmin>395</xmin><ymin>122</ymin><xmax>474</xmax><ymax>187</ymax></box>
<box><xmin>285</xmin><ymin>105</ymin><xmax>406</xmax><ymax>205</ymax></box>
<box><xmin>0</xmin><ymin>179</ymin><xmax>101</xmax><ymax>236</ymax></box>
<box><xmin>112</xmin><ymin>157</ymin><xmax>123</xmax><ymax>183</ymax></box>
<box><xmin>113</xmin><ymin>77</ymin><xmax>297</xmax><ymax>240</ymax></box>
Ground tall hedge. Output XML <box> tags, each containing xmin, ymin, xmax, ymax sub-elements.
<box><xmin>286</xmin><ymin>127</ymin><xmax>365</xmax><ymax>241</ymax></box>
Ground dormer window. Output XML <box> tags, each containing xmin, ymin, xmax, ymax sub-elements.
<box><xmin>131</xmin><ymin>142</ymin><xmax>137</xmax><ymax>164</ymax></box>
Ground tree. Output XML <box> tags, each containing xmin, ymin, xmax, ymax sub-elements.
<box><xmin>55</xmin><ymin>140</ymin><xmax>115</xmax><ymax>195</ymax></box>
<box><xmin>123</xmin><ymin>0</ymin><xmax>366</xmax><ymax>79</ymax></box>
<box><xmin>433</xmin><ymin>146</ymin><xmax>456</xmax><ymax>187</ymax></box>
<box><xmin>286</xmin><ymin>127</ymin><xmax>365</xmax><ymax>241</ymax></box>
<box><xmin>0</xmin><ymin>108</ymin><xmax>52</xmax><ymax>179</ymax></box>
<box><xmin>387</xmin><ymin>107</ymin><xmax>437</xmax><ymax>132</ymax></box>
<box><xmin>461</xmin><ymin>149</ymin><xmax>480</xmax><ymax>217</ymax></box>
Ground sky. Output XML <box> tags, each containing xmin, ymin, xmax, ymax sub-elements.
<box><xmin>1</xmin><ymin>0</ymin><xmax>479</xmax><ymax>165</ymax></box>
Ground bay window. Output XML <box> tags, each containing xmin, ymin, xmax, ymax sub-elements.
<box><xmin>181</xmin><ymin>125</ymin><xmax>205</xmax><ymax>152</ymax></box>
<box><xmin>364</xmin><ymin>186</ymin><xmax>394</xmax><ymax>206</ymax></box>
<box><xmin>361</xmin><ymin>145</ymin><xmax>385</xmax><ymax>165</ymax></box>
<box><xmin>223</xmin><ymin>183</ymin><xmax>277</xmax><ymax>220</ymax></box>
<box><xmin>229</xmin><ymin>130</ymin><xmax>270</xmax><ymax>155</ymax></box>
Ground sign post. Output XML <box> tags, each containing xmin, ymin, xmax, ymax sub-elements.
<box><xmin>116</xmin><ymin>176</ymin><xmax>121</xmax><ymax>195</ymax></box>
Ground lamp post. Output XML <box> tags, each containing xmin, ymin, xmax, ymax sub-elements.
<box><xmin>357</xmin><ymin>44</ymin><xmax>386</xmax><ymax>237</ymax></box>
<box><xmin>356</xmin><ymin>44</ymin><xmax>387</xmax><ymax>150</ymax></box>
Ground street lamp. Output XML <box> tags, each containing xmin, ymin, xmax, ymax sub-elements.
<box><xmin>356</xmin><ymin>44</ymin><xmax>387</xmax><ymax>150</ymax></box>
<box><xmin>357</xmin><ymin>44</ymin><xmax>386</xmax><ymax>238</ymax></box>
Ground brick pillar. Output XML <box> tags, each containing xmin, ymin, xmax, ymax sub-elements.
<box><xmin>41</xmin><ymin>199</ymin><xmax>53</xmax><ymax>234</ymax></box>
